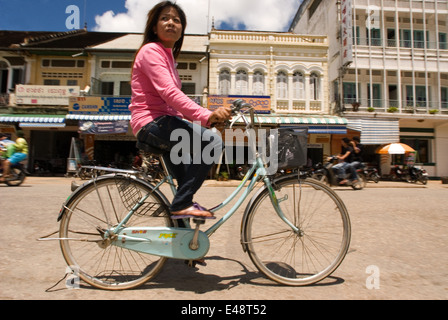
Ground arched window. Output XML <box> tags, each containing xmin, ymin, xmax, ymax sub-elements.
<box><xmin>219</xmin><ymin>69</ymin><xmax>231</xmax><ymax>96</ymax></box>
<box><xmin>235</xmin><ymin>69</ymin><xmax>248</xmax><ymax>95</ymax></box>
<box><xmin>253</xmin><ymin>71</ymin><xmax>264</xmax><ymax>95</ymax></box>
<box><xmin>310</xmin><ymin>72</ymin><xmax>320</xmax><ymax>100</ymax></box>
<box><xmin>293</xmin><ymin>71</ymin><xmax>305</xmax><ymax>100</ymax></box>
<box><xmin>277</xmin><ymin>71</ymin><xmax>288</xmax><ymax>99</ymax></box>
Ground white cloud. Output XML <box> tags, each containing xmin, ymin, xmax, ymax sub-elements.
<box><xmin>93</xmin><ymin>0</ymin><xmax>301</xmax><ymax>34</ymax></box>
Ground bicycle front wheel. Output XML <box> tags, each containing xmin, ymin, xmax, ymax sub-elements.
<box><xmin>59</xmin><ymin>175</ymin><xmax>172</xmax><ymax>290</ymax></box>
<box><xmin>243</xmin><ymin>176</ymin><xmax>351</xmax><ymax>286</ymax></box>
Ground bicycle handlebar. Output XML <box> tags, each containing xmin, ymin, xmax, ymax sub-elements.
<box><xmin>231</xmin><ymin>99</ymin><xmax>252</xmax><ymax>115</ymax></box>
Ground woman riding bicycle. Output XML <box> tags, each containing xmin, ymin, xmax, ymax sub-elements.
<box><xmin>129</xmin><ymin>1</ymin><xmax>231</xmax><ymax>219</ymax></box>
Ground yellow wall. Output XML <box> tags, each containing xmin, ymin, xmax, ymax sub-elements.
<box><xmin>29</xmin><ymin>54</ymin><xmax>90</xmax><ymax>88</ymax></box>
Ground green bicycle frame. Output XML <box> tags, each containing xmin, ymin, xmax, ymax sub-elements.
<box><xmin>111</xmin><ymin>112</ymin><xmax>299</xmax><ymax>238</ymax></box>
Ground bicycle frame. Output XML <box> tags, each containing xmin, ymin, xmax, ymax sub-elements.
<box><xmin>103</xmin><ymin>110</ymin><xmax>300</xmax><ymax>260</ymax></box>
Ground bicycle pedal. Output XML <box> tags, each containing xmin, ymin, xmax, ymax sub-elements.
<box><xmin>192</xmin><ymin>218</ymin><xmax>206</xmax><ymax>225</ymax></box>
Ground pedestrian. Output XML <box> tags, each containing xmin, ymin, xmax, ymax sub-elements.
<box><xmin>129</xmin><ymin>1</ymin><xmax>231</xmax><ymax>219</ymax></box>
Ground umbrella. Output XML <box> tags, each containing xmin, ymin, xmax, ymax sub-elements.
<box><xmin>376</xmin><ymin>143</ymin><xmax>415</xmax><ymax>155</ymax></box>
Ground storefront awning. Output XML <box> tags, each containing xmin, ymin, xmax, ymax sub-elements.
<box><xmin>235</xmin><ymin>115</ymin><xmax>347</xmax><ymax>134</ymax></box>
<box><xmin>66</xmin><ymin>114</ymin><xmax>131</xmax><ymax>121</ymax></box>
<box><xmin>347</xmin><ymin>118</ymin><xmax>400</xmax><ymax>145</ymax></box>
<box><xmin>0</xmin><ymin>114</ymin><xmax>66</xmax><ymax>128</ymax></box>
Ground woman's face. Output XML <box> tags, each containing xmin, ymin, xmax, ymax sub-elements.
<box><xmin>154</xmin><ymin>6</ymin><xmax>183</xmax><ymax>49</ymax></box>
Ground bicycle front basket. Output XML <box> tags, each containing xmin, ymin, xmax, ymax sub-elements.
<box><xmin>266</xmin><ymin>127</ymin><xmax>308</xmax><ymax>171</ymax></box>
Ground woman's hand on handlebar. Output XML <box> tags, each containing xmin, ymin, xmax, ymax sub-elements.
<box><xmin>208</xmin><ymin>106</ymin><xmax>232</xmax><ymax>128</ymax></box>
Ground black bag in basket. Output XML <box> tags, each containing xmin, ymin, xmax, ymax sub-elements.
<box><xmin>266</xmin><ymin>127</ymin><xmax>308</xmax><ymax>172</ymax></box>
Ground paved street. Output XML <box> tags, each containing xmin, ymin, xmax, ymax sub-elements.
<box><xmin>0</xmin><ymin>176</ymin><xmax>447</xmax><ymax>300</ymax></box>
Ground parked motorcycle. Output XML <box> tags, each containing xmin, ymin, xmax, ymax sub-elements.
<box><xmin>363</xmin><ymin>165</ymin><xmax>380</xmax><ymax>183</ymax></box>
<box><xmin>0</xmin><ymin>162</ymin><xmax>27</xmax><ymax>186</ymax></box>
<box><xmin>389</xmin><ymin>165</ymin><xmax>408</xmax><ymax>182</ymax></box>
<box><xmin>408</xmin><ymin>165</ymin><xmax>428</xmax><ymax>185</ymax></box>
<box><xmin>311</xmin><ymin>156</ymin><xmax>366</xmax><ymax>190</ymax></box>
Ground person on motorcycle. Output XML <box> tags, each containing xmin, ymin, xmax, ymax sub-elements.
<box><xmin>348</xmin><ymin>136</ymin><xmax>363</xmax><ymax>182</ymax></box>
<box><xmin>332</xmin><ymin>137</ymin><xmax>357</xmax><ymax>185</ymax></box>
<box><xmin>0</xmin><ymin>131</ymin><xmax>28</xmax><ymax>182</ymax></box>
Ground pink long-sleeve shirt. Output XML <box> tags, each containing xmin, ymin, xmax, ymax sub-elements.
<box><xmin>129</xmin><ymin>42</ymin><xmax>212</xmax><ymax>136</ymax></box>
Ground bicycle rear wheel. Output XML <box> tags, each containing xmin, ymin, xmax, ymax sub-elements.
<box><xmin>59</xmin><ymin>175</ymin><xmax>172</xmax><ymax>290</ymax></box>
<box><xmin>243</xmin><ymin>176</ymin><xmax>351</xmax><ymax>286</ymax></box>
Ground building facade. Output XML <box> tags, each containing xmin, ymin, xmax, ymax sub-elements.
<box><xmin>290</xmin><ymin>0</ymin><xmax>448</xmax><ymax>177</ymax></box>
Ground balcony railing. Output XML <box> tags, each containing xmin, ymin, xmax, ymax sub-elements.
<box><xmin>355</xmin><ymin>0</ymin><xmax>447</xmax><ymax>11</ymax></box>
<box><xmin>343</xmin><ymin>98</ymin><xmax>448</xmax><ymax>115</ymax></box>
<box><xmin>354</xmin><ymin>37</ymin><xmax>447</xmax><ymax>50</ymax></box>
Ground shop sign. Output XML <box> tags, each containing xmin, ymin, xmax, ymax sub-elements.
<box><xmin>16</xmin><ymin>85</ymin><xmax>80</xmax><ymax>106</ymax></box>
<box><xmin>208</xmin><ymin>95</ymin><xmax>271</xmax><ymax>114</ymax></box>
<box><xmin>341</xmin><ymin>0</ymin><xmax>353</xmax><ymax>66</ymax></box>
<box><xmin>79</xmin><ymin>120</ymin><xmax>128</xmax><ymax>135</ymax></box>
<box><xmin>69</xmin><ymin>97</ymin><xmax>131</xmax><ymax>115</ymax></box>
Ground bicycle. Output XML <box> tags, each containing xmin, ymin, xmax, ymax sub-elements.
<box><xmin>56</xmin><ymin>100</ymin><xmax>351</xmax><ymax>290</ymax></box>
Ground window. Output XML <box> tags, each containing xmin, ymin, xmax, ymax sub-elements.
<box><xmin>413</xmin><ymin>30</ymin><xmax>425</xmax><ymax>49</ymax></box>
<box><xmin>440</xmin><ymin>33</ymin><xmax>447</xmax><ymax>50</ymax></box>
<box><xmin>353</xmin><ymin>26</ymin><xmax>361</xmax><ymax>45</ymax></box>
<box><xmin>401</xmin><ymin>30</ymin><xmax>429</xmax><ymax>48</ymax></box>
<box><xmin>367</xmin><ymin>83</ymin><xmax>382</xmax><ymax>108</ymax></box>
<box><xmin>253</xmin><ymin>71</ymin><xmax>264</xmax><ymax>95</ymax></box>
<box><xmin>293</xmin><ymin>72</ymin><xmax>305</xmax><ymax>100</ymax></box>
<box><xmin>343</xmin><ymin>82</ymin><xmax>358</xmax><ymax>104</ymax></box>
<box><xmin>387</xmin><ymin>29</ymin><xmax>396</xmax><ymax>47</ymax></box>
<box><xmin>111</xmin><ymin>61</ymin><xmax>132</xmax><ymax>69</ymax></box>
<box><xmin>406</xmin><ymin>85</ymin><xmax>428</xmax><ymax>107</ymax></box>
<box><xmin>276</xmin><ymin>71</ymin><xmax>288</xmax><ymax>99</ymax></box>
<box><xmin>101</xmin><ymin>82</ymin><xmax>114</xmax><ymax>96</ymax></box>
<box><xmin>442</xmin><ymin>87</ymin><xmax>448</xmax><ymax>108</ymax></box>
<box><xmin>42</xmin><ymin>59</ymin><xmax>84</xmax><ymax>68</ymax></box>
<box><xmin>401</xmin><ymin>138</ymin><xmax>431</xmax><ymax>164</ymax></box>
<box><xmin>12</xmin><ymin>69</ymin><xmax>23</xmax><ymax>88</ymax></box>
<box><xmin>48</xmin><ymin>59</ymin><xmax>75</xmax><ymax>67</ymax></box>
<box><xmin>177</xmin><ymin>62</ymin><xmax>197</xmax><ymax>70</ymax></box>
<box><xmin>100</xmin><ymin>60</ymin><xmax>132</xmax><ymax>69</ymax></box>
<box><xmin>219</xmin><ymin>69</ymin><xmax>230</xmax><ymax>96</ymax></box>
<box><xmin>401</xmin><ymin>29</ymin><xmax>412</xmax><ymax>48</ymax></box>
<box><xmin>181</xmin><ymin>83</ymin><xmax>196</xmax><ymax>95</ymax></box>
<box><xmin>44</xmin><ymin>79</ymin><xmax>60</xmax><ymax>85</ymax></box>
<box><xmin>235</xmin><ymin>70</ymin><xmax>248</xmax><ymax>95</ymax></box>
<box><xmin>120</xmin><ymin>81</ymin><xmax>131</xmax><ymax>96</ymax></box>
<box><xmin>367</xmin><ymin>28</ymin><xmax>381</xmax><ymax>46</ymax></box>
<box><xmin>309</xmin><ymin>73</ymin><xmax>320</xmax><ymax>100</ymax></box>
<box><xmin>67</xmin><ymin>80</ymin><xmax>78</xmax><ymax>86</ymax></box>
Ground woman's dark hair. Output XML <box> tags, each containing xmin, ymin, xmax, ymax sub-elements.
<box><xmin>140</xmin><ymin>1</ymin><xmax>187</xmax><ymax>59</ymax></box>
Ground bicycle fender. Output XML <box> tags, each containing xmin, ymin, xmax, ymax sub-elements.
<box><xmin>240</xmin><ymin>173</ymin><xmax>300</xmax><ymax>252</ymax></box>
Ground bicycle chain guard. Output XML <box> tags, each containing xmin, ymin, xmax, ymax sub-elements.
<box><xmin>111</xmin><ymin>226</ymin><xmax>210</xmax><ymax>260</ymax></box>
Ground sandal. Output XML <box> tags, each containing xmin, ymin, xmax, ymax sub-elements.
<box><xmin>171</xmin><ymin>203</ymin><xmax>216</xmax><ymax>220</ymax></box>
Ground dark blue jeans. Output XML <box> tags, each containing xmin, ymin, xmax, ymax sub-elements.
<box><xmin>137</xmin><ymin>116</ymin><xmax>223</xmax><ymax>212</ymax></box>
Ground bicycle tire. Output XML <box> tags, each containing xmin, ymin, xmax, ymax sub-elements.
<box><xmin>242</xmin><ymin>176</ymin><xmax>351</xmax><ymax>286</ymax></box>
<box><xmin>59</xmin><ymin>175</ymin><xmax>173</xmax><ymax>290</ymax></box>
<box><xmin>5</xmin><ymin>167</ymin><xmax>26</xmax><ymax>186</ymax></box>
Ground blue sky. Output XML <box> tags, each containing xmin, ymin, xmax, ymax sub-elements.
<box><xmin>0</xmin><ymin>0</ymin><xmax>125</xmax><ymax>32</ymax></box>
<box><xmin>0</xmin><ymin>0</ymin><xmax>302</xmax><ymax>34</ymax></box>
